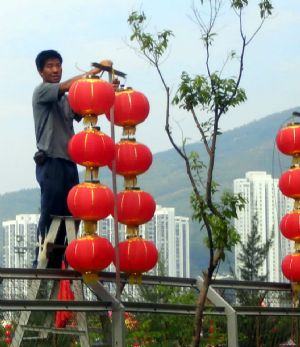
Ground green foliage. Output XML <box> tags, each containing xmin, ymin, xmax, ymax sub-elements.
<box><xmin>125</xmin><ymin>263</ymin><xmax>196</xmax><ymax>346</ymax></box>
<box><xmin>238</xmin><ymin>214</ymin><xmax>273</xmax><ymax>282</ymax></box>
<box><xmin>128</xmin><ymin>11</ymin><xmax>173</xmax><ymax>64</ymax></box>
<box><xmin>191</xmin><ymin>189</ymin><xmax>245</xmax><ymax>255</ymax></box>
<box><xmin>173</xmin><ymin>72</ymin><xmax>247</xmax><ymax>114</ymax></box>
<box><xmin>231</xmin><ymin>0</ymin><xmax>273</xmax><ymax>18</ymax></box>
<box><xmin>189</xmin><ymin>151</ymin><xmax>246</xmax><ymax>255</ymax></box>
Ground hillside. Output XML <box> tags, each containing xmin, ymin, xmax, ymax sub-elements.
<box><xmin>0</xmin><ymin>106</ymin><xmax>298</xmax><ymax>276</ymax></box>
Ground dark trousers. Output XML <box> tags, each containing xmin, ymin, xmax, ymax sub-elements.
<box><xmin>35</xmin><ymin>158</ymin><xmax>79</xmax><ymax>268</ymax></box>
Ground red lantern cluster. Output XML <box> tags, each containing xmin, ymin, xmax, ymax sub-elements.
<box><xmin>106</xmin><ymin>87</ymin><xmax>158</xmax><ymax>281</ymax></box>
<box><xmin>66</xmin><ymin>68</ymin><xmax>158</xmax><ymax>284</ymax></box>
<box><xmin>66</xmin><ymin>76</ymin><xmax>117</xmax><ymax>282</ymax></box>
<box><xmin>4</xmin><ymin>323</ymin><xmax>12</xmax><ymax>345</ymax></box>
<box><xmin>276</xmin><ymin>121</ymin><xmax>300</xmax><ymax>282</ymax></box>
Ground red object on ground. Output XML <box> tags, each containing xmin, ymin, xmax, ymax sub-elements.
<box><xmin>4</xmin><ymin>337</ymin><xmax>12</xmax><ymax>344</ymax></box>
<box><xmin>68</xmin><ymin>129</ymin><xmax>114</xmax><ymax>168</ymax></box>
<box><xmin>68</xmin><ymin>78</ymin><xmax>115</xmax><ymax>116</ymax></box>
<box><xmin>67</xmin><ymin>182</ymin><xmax>114</xmax><ymax>221</ymax></box>
<box><xmin>55</xmin><ymin>262</ymin><xmax>75</xmax><ymax>329</ymax></box>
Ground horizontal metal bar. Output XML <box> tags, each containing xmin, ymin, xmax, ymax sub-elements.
<box><xmin>0</xmin><ymin>299</ymin><xmax>224</xmax><ymax>315</ymax></box>
<box><xmin>234</xmin><ymin>306</ymin><xmax>300</xmax><ymax>316</ymax></box>
<box><xmin>0</xmin><ymin>268</ymin><xmax>292</xmax><ymax>291</ymax></box>
<box><xmin>0</xmin><ymin>300</ymin><xmax>112</xmax><ymax>311</ymax></box>
<box><xmin>2</xmin><ymin>298</ymin><xmax>300</xmax><ymax>316</ymax></box>
<box><xmin>0</xmin><ymin>268</ymin><xmax>198</xmax><ymax>287</ymax></box>
<box><xmin>21</xmin><ymin>325</ymin><xmax>86</xmax><ymax>335</ymax></box>
<box><xmin>211</xmin><ymin>279</ymin><xmax>291</xmax><ymax>291</ymax></box>
<box><xmin>0</xmin><ymin>268</ymin><xmax>82</xmax><ymax>280</ymax></box>
<box><xmin>122</xmin><ymin>302</ymin><xmax>224</xmax><ymax>315</ymax></box>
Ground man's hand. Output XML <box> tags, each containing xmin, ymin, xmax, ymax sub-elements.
<box><xmin>100</xmin><ymin>59</ymin><xmax>113</xmax><ymax>68</ymax></box>
<box><xmin>87</xmin><ymin>59</ymin><xmax>113</xmax><ymax>76</ymax></box>
<box><xmin>112</xmin><ymin>78</ymin><xmax>120</xmax><ymax>91</ymax></box>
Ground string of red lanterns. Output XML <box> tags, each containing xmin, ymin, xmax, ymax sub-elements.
<box><xmin>276</xmin><ymin>122</ymin><xmax>300</xmax><ymax>293</ymax></box>
<box><xmin>65</xmin><ymin>72</ymin><xmax>158</xmax><ymax>283</ymax></box>
<box><xmin>106</xmin><ymin>85</ymin><xmax>158</xmax><ymax>282</ymax></box>
<box><xmin>65</xmin><ymin>75</ymin><xmax>115</xmax><ymax>283</ymax></box>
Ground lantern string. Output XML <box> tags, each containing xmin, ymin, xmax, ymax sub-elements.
<box><xmin>108</xmin><ymin>70</ymin><xmax>122</xmax><ymax>302</ymax></box>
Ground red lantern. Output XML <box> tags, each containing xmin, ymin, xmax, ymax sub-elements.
<box><xmin>67</xmin><ymin>182</ymin><xmax>114</xmax><ymax>221</ymax></box>
<box><xmin>279</xmin><ymin>167</ymin><xmax>300</xmax><ymax>199</ymax></box>
<box><xmin>4</xmin><ymin>337</ymin><xmax>12</xmax><ymax>344</ymax></box>
<box><xmin>280</xmin><ymin>211</ymin><xmax>300</xmax><ymax>241</ymax></box>
<box><xmin>276</xmin><ymin>124</ymin><xmax>300</xmax><ymax>156</ymax></box>
<box><xmin>4</xmin><ymin>324</ymin><xmax>12</xmax><ymax>330</ymax></box>
<box><xmin>115</xmin><ymin>237</ymin><xmax>158</xmax><ymax>276</ymax></box>
<box><xmin>282</xmin><ymin>253</ymin><xmax>300</xmax><ymax>281</ymax></box>
<box><xmin>115</xmin><ymin>190</ymin><xmax>156</xmax><ymax>226</ymax></box>
<box><xmin>106</xmin><ymin>89</ymin><xmax>149</xmax><ymax>133</ymax></box>
<box><xmin>4</xmin><ymin>331</ymin><xmax>11</xmax><ymax>337</ymax></box>
<box><xmin>68</xmin><ymin>129</ymin><xmax>114</xmax><ymax>168</ymax></box>
<box><xmin>66</xmin><ymin>235</ymin><xmax>114</xmax><ymax>275</ymax></box>
<box><xmin>68</xmin><ymin>78</ymin><xmax>115</xmax><ymax>116</ymax></box>
<box><xmin>109</xmin><ymin>140</ymin><xmax>152</xmax><ymax>177</ymax></box>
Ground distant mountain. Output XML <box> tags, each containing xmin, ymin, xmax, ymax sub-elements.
<box><xmin>0</xmin><ymin>106</ymin><xmax>298</xmax><ymax>276</ymax></box>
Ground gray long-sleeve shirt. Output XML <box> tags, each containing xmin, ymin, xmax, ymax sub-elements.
<box><xmin>32</xmin><ymin>82</ymin><xmax>76</xmax><ymax>160</ymax></box>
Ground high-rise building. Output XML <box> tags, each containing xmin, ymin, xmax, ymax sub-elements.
<box><xmin>2</xmin><ymin>214</ymin><xmax>39</xmax><ymax>299</ymax></box>
<box><xmin>140</xmin><ymin>206</ymin><xmax>190</xmax><ymax>277</ymax></box>
<box><xmin>234</xmin><ymin>171</ymin><xmax>293</xmax><ymax>282</ymax></box>
<box><xmin>1</xmin><ymin>206</ymin><xmax>190</xmax><ymax>299</ymax></box>
<box><xmin>97</xmin><ymin>205</ymin><xmax>190</xmax><ymax>278</ymax></box>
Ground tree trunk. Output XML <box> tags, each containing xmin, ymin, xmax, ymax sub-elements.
<box><xmin>192</xmin><ymin>273</ymin><xmax>210</xmax><ymax>347</ymax></box>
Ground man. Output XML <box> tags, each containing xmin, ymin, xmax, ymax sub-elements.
<box><xmin>32</xmin><ymin>49</ymin><xmax>111</xmax><ymax>268</ymax></box>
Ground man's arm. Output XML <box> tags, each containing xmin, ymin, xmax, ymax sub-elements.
<box><xmin>58</xmin><ymin>59</ymin><xmax>113</xmax><ymax>94</ymax></box>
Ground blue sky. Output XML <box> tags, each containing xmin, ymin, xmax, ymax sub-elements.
<box><xmin>0</xmin><ymin>0</ymin><xmax>299</xmax><ymax>193</ymax></box>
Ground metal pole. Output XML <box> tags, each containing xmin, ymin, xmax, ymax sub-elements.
<box><xmin>197</xmin><ymin>276</ymin><xmax>239</xmax><ymax>347</ymax></box>
<box><xmin>108</xmin><ymin>69</ymin><xmax>125</xmax><ymax>347</ymax></box>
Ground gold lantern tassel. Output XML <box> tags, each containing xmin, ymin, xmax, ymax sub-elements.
<box><xmin>85</xmin><ymin>167</ymin><xmax>99</xmax><ymax>182</ymax></box>
<box><xmin>83</xmin><ymin>115</ymin><xmax>98</xmax><ymax>127</ymax></box>
<box><xmin>128</xmin><ymin>273</ymin><xmax>142</xmax><ymax>285</ymax></box>
<box><xmin>123</xmin><ymin>125</ymin><xmax>136</xmax><ymax>136</ymax></box>
<box><xmin>124</xmin><ymin>175</ymin><xmax>137</xmax><ymax>189</ymax></box>
<box><xmin>83</xmin><ymin>221</ymin><xmax>97</xmax><ymax>236</ymax></box>
<box><xmin>294</xmin><ymin>200</ymin><xmax>300</xmax><ymax>210</ymax></box>
<box><xmin>292</xmin><ymin>154</ymin><xmax>300</xmax><ymax>168</ymax></box>
<box><xmin>126</xmin><ymin>226</ymin><xmax>139</xmax><ymax>238</ymax></box>
<box><xmin>82</xmin><ymin>272</ymin><xmax>99</xmax><ymax>284</ymax></box>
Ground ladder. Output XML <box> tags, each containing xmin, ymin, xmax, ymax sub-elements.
<box><xmin>11</xmin><ymin>216</ymin><xmax>90</xmax><ymax>347</ymax></box>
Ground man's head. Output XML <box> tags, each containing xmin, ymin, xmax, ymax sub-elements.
<box><xmin>35</xmin><ymin>50</ymin><xmax>63</xmax><ymax>83</ymax></box>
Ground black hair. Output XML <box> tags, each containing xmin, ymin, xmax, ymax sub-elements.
<box><xmin>35</xmin><ymin>50</ymin><xmax>63</xmax><ymax>71</ymax></box>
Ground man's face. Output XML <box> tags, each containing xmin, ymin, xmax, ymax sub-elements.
<box><xmin>39</xmin><ymin>58</ymin><xmax>62</xmax><ymax>83</ymax></box>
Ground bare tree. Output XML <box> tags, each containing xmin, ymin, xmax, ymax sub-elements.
<box><xmin>128</xmin><ymin>1</ymin><xmax>273</xmax><ymax>345</ymax></box>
